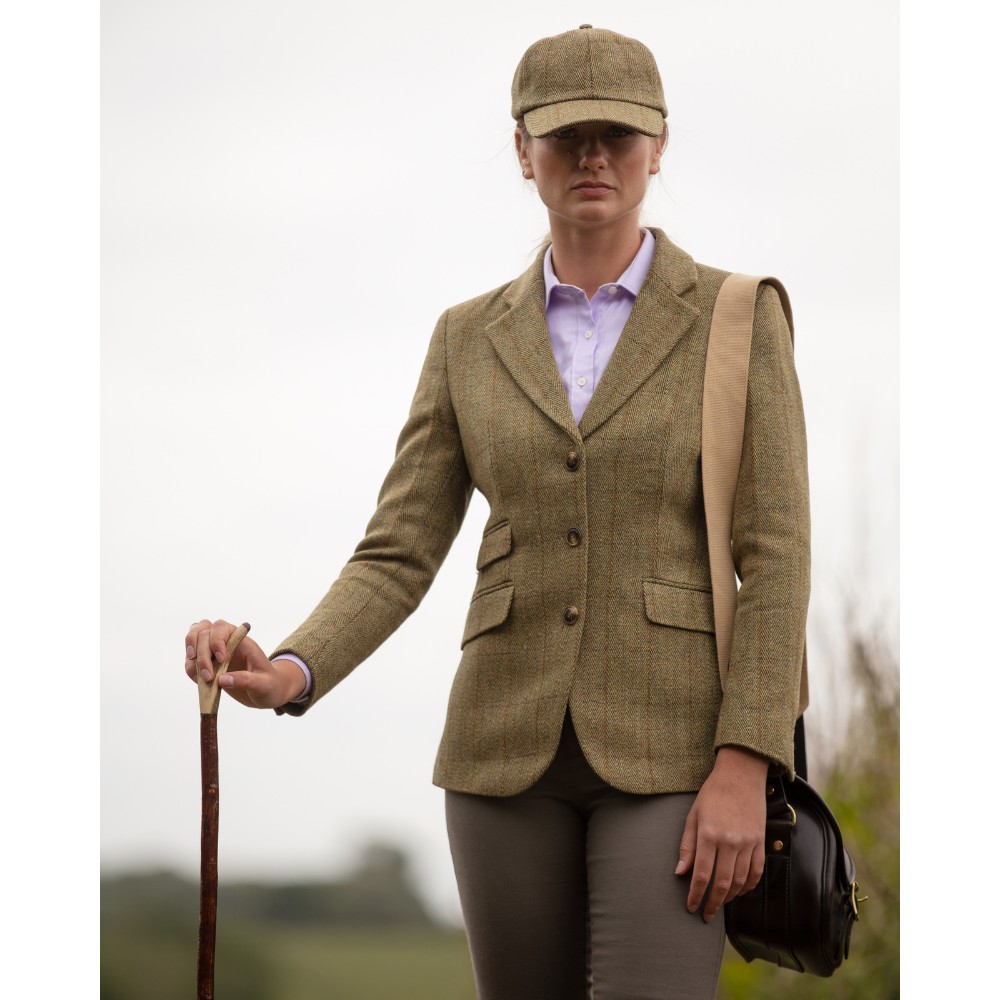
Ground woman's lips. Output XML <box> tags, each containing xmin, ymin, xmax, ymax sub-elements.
<box><xmin>572</xmin><ymin>183</ymin><xmax>614</xmax><ymax>197</ymax></box>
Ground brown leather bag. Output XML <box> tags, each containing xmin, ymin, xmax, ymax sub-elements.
<box><xmin>702</xmin><ymin>273</ymin><xmax>865</xmax><ymax>975</ymax></box>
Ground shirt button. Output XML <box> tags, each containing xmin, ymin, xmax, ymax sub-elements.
<box><xmin>566</xmin><ymin>528</ymin><xmax>581</xmax><ymax>546</ymax></box>
<box><xmin>563</xmin><ymin>606</ymin><xmax>580</xmax><ymax>624</ymax></box>
<box><xmin>566</xmin><ymin>450</ymin><xmax>580</xmax><ymax>470</ymax></box>
<box><xmin>584</xmin><ymin>329</ymin><xmax>594</xmax><ymax>339</ymax></box>
<box><xmin>577</xmin><ymin>376</ymin><xmax>587</xmax><ymax>386</ymax></box>
<box><xmin>607</xmin><ymin>285</ymin><xmax>618</xmax><ymax>296</ymax></box>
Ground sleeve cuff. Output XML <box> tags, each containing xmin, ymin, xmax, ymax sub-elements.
<box><xmin>270</xmin><ymin>653</ymin><xmax>312</xmax><ymax>703</ymax></box>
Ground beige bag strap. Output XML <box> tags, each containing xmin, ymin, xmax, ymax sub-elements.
<box><xmin>702</xmin><ymin>273</ymin><xmax>809</xmax><ymax>717</ymax></box>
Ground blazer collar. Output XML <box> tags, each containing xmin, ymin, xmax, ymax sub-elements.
<box><xmin>484</xmin><ymin>228</ymin><xmax>701</xmax><ymax>442</ymax></box>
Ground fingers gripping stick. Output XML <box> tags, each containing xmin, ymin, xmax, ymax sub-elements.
<box><xmin>197</xmin><ymin>623</ymin><xmax>251</xmax><ymax>715</ymax></box>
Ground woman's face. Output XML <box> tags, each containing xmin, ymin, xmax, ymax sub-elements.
<box><xmin>516</xmin><ymin>121</ymin><xmax>665</xmax><ymax>232</ymax></box>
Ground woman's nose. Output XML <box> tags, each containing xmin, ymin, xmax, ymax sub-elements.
<box><xmin>577</xmin><ymin>138</ymin><xmax>608</xmax><ymax>168</ymax></box>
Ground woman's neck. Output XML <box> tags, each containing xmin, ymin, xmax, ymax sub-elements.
<box><xmin>547</xmin><ymin>217</ymin><xmax>645</xmax><ymax>300</ymax></box>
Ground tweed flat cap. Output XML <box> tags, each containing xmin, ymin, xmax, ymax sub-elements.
<box><xmin>511</xmin><ymin>25</ymin><xmax>668</xmax><ymax>137</ymax></box>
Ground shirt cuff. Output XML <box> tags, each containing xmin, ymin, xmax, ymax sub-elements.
<box><xmin>270</xmin><ymin>653</ymin><xmax>312</xmax><ymax>703</ymax></box>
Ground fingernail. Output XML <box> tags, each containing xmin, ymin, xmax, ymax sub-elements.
<box><xmin>675</xmin><ymin>861</ymin><xmax>684</xmax><ymax>874</ymax></box>
<box><xmin>214</xmin><ymin>650</ymin><xmax>225</xmax><ymax>663</ymax></box>
<box><xmin>186</xmin><ymin>645</ymin><xmax>195</xmax><ymax>660</ymax></box>
<box><xmin>220</xmin><ymin>675</ymin><xmax>233</xmax><ymax>688</ymax></box>
<box><xmin>201</xmin><ymin>669</ymin><xmax>213</xmax><ymax>682</ymax></box>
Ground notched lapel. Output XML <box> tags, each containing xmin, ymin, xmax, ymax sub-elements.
<box><xmin>578</xmin><ymin>231</ymin><xmax>701</xmax><ymax>440</ymax></box>
<box><xmin>484</xmin><ymin>253</ymin><xmax>581</xmax><ymax>441</ymax></box>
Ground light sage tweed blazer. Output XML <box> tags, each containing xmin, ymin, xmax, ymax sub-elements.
<box><xmin>274</xmin><ymin>229</ymin><xmax>810</xmax><ymax>797</ymax></box>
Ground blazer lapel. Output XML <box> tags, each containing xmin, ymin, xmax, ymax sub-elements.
<box><xmin>484</xmin><ymin>229</ymin><xmax>701</xmax><ymax>443</ymax></box>
<box><xmin>484</xmin><ymin>251</ymin><xmax>582</xmax><ymax>442</ymax></box>
<box><xmin>578</xmin><ymin>230</ymin><xmax>700</xmax><ymax>439</ymax></box>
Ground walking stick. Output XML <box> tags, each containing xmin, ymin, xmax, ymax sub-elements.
<box><xmin>196</xmin><ymin>622</ymin><xmax>250</xmax><ymax>1000</ymax></box>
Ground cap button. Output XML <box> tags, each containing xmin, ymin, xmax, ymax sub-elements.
<box><xmin>579</xmin><ymin>24</ymin><xmax>593</xmax><ymax>29</ymax></box>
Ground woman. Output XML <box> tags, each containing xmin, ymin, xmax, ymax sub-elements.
<box><xmin>184</xmin><ymin>25</ymin><xmax>809</xmax><ymax>1000</ymax></box>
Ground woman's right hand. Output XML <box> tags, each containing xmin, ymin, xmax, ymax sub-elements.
<box><xmin>184</xmin><ymin>619</ymin><xmax>307</xmax><ymax>709</ymax></box>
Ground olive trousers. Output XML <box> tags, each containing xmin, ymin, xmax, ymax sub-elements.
<box><xmin>445</xmin><ymin>710</ymin><xmax>727</xmax><ymax>1000</ymax></box>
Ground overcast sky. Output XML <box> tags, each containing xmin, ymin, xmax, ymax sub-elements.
<box><xmin>101</xmin><ymin>0</ymin><xmax>898</xmax><ymax>922</ymax></box>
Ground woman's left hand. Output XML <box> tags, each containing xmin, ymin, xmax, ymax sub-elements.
<box><xmin>675</xmin><ymin>746</ymin><xmax>769</xmax><ymax>923</ymax></box>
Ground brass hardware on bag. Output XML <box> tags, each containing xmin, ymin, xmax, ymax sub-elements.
<box><xmin>850</xmin><ymin>880</ymin><xmax>869</xmax><ymax>920</ymax></box>
<box><xmin>766</xmin><ymin>783</ymin><xmax>775</xmax><ymax>796</ymax></box>
<box><xmin>787</xmin><ymin>803</ymin><xmax>797</xmax><ymax>827</ymax></box>
<box><xmin>773</xmin><ymin>840</ymin><xmax>784</xmax><ymax>852</ymax></box>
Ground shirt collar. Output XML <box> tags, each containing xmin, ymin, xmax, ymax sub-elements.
<box><xmin>543</xmin><ymin>228</ymin><xmax>656</xmax><ymax>307</ymax></box>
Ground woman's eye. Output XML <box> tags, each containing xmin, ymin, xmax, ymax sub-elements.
<box><xmin>608</xmin><ymin>126</ymin><xmax>634</xmax><ymax>137</ymax></box>
<box><xmin>554</xmin><ymin>128</ymin><xmax>577</xmax><ymax>140</ymax></box>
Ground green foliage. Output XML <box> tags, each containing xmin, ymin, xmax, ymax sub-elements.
<box><xmin>718</xmin><ymin>627</ymin><xmax>900</xmax><ymax>1000</ymax></box>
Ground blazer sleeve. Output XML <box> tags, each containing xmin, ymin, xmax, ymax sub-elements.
<box><xmin>713</xmin><ymin>283</ymin><xmax>810</xmax><ymax>775</ymax></box>
<box><xmin>271</xmin><ymin>309</ymin><xmax>474</xmax><ymax>715</ymax></box>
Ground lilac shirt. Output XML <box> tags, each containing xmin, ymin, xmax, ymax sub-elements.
<box><xmin>543</xmin><ymin>228</ymin><xmax>656</xmax><ymax>424</ymax></box>
<box><xmin>276</xmin><ymin>229</ymin><xmax>657</xmax><ymax>702</ymax></box>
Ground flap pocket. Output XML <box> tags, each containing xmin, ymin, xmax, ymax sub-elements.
<box><xmin>461</xmin><ymin>581</ymin><xmax>514</xmax><ymax>648</ymax></box>
<box><xmin>643</xmin><ymin>579</ymin><xmax>715</xmax><ymax>634</ymax></box>
<box><xmin>476</xmin><ymin>520</ymin><xmax>512</xmax><ymax>571</ymax></box>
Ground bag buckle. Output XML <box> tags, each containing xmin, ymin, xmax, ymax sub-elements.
<box><xmin>850</xmin><ymin>880</ymin><xmax>869</xmax><ymax>920</ymax></box>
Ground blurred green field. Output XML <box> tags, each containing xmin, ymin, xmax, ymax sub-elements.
<box><xmin>271</xmin><ymin>927</ymin><xmax>475</xmax><ymax>1000</ymax></box>
<box><xmin>103</xmin><ymin>917</ymin><xmax>896</xmax><ymax>1000</ymax></box>
<box><xmin>101</xmin><ymin>921</ymin><xmax>476</xmax><ymax>1000</ymax></box>
<box><xmin>101</xmin><ymin>848</ymin><xmax>478</xmax><ymax>999</ymax></box>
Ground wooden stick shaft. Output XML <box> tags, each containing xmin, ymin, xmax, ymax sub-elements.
<box><xmin>197</xmin><ymin>713</ymin><xmax>220</xmax><ymax>999</ymax></box>
<box><xmin>195</xmin><ymin>621</ymin><xmax>248</xmax><ymax>997</ymax></box>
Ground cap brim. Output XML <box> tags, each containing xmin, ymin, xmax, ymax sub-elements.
<box><xmin>523</xmin><ymin>100</ymin><xmax>665</xmax><ymax>138</ymax></box>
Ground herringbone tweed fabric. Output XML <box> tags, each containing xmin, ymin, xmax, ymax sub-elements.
<box><xmin>273</xmin><ymin>230</ymin><xmax>810</xmax><ymax>796</ymax></box>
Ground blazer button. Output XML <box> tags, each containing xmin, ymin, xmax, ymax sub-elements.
<box><xmin>563</xmin><ymin>606</ymin><xmax>579</xmax><ymax>624</ymax></box>
<box><xmin>566</xmin><ymin>450</ymin><xmax>580</xmax><ymax>471</ymax></box>
<box><xmin>566</xmin><ymin>528</ymin><xmax>581</xmax><ymax>546</ymax></box>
